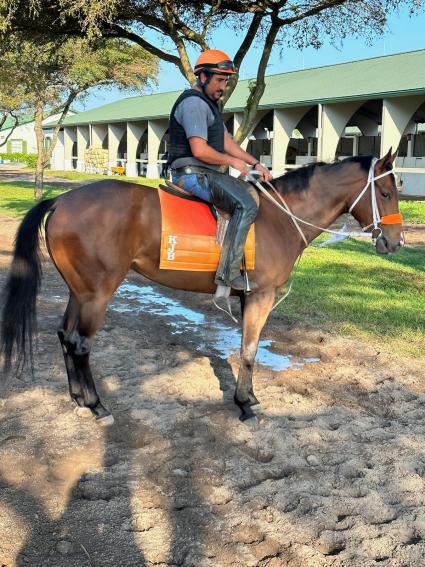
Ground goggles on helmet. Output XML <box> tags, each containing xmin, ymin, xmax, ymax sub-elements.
<box><xmin>194</xmin><ymin>60</ymin><xmax>236</xmax><ymax>75</ymax></box>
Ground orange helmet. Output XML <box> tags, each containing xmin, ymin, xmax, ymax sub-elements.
<box><xmin>194</xmin><ymin>49</ymin><xmax>236</xmax><ymax>76</ymax></box>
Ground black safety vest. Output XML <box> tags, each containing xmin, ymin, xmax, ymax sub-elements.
<box><xmin>168</xmin><ymin>89</ymin><xmax>225</xmax><ymax>165</ymax></box>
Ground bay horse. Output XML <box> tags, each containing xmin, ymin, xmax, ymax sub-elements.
<box><xmin>0</xmin><ymin>150</ymin><xmax>403</xmax><ymax>424</ymax></box>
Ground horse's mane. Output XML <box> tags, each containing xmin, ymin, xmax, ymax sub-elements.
<box><xmin>272</xmin><ymin>155</ymin><xmax>374</xmax><ymax>195</ymax></box>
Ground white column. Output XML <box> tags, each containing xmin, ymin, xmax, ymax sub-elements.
<box><xmin>318</xmin><ymin>101</ymin><xmax>363</xmax><ymax>162</ymax></box>
<box><xmin>233</xmin><ymin>112</ymin><xmax>249</xmax><ymax>151</ymax></box>
<box><xmin>108</xmin><ymin>124</ymin><xmax>125</xmax><ymax>173</ymax></box>
<box><xmin>50</xmin><ymin>130</ymin><xmax>65</xmax><ymax>171</ymax></box>
<box><xmin>407</xmin><ymin>134</ymin><xmax>414</xmax><ymax>158</ymax></box>
<box><xmin>147</xmin><ymin>119</ymin><xmax>168</xmax><ymax>179</ymax></box>
<box><xmin>126</xmin><ymin>121</ymin><xmax>147</xmax><ymax>177</ymax></box>
<box><xmin>91</xmin><ymin>124</ymin><xmax>107</xmax><ymax>148</ymax></box>
<box><xmin>381</xmin><ymin>95</ymin><xmax>425</xmax><ymax>157</ymax></box>
<box><xmin>63</xmin><ymin>127</ymin><xmax>76</xmax><ymax>171</ymax></box>
<box><xmin>352</xmin><ymin>135</ymin><xmax>359</xmax><ymax>156</ymax></box>
<box><xmin>77</xmin><ymin>126</ymin><xmax>89</xmax><ymax>172</ymax></box>
<box><xmin>233</xmin><ymin>110</ymin><xmax>268</xmax><ymax>152</ymax></box>
<box><xmin>271</xmin><ymin>107</ymin><xmax>314</xmax><ymax>175</ymax></box>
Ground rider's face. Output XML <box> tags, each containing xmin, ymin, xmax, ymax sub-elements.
<box><xmin>203</xmin><ymin>73</ymin><xmax>229</xmax><ymax>101</ymax></box>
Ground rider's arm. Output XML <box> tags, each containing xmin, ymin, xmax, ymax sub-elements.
<box><xmin>188</xmin><ymin>136</ymin><xmax>249</xmax><ymax>175</ymax></box>
<box><xmin>224</xmin><ymin>131</ymin><xmax>273</xmax><ymax>181</ymax></box>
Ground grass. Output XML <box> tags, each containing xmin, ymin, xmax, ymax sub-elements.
<box><xmin>0</xmin><ymin>177</ymin><xmax>162</xmax><ymax>218</ymax></box>
<box><xmin>399</xmin><ymin>200</ymin><xmax>425</xmax><ymax>224</ymax></box>
<box><xmin>43</xmin><ymin>169</ymin><xmax>163</xmax><ymax>187</ymax></box>
<box><xmin>1</xmin><ymin>176</ymin><xmax>424</xmax><ymax>358</ymax></box>
<box><xmin>279</xmin><ymin>238</ymin><xmax>425</xmax><ymax>358</ymax></box>
<box><xmin>0</xmin><ymin>181</ymin><xmax>65</xmax><ymax>217</ymax></box>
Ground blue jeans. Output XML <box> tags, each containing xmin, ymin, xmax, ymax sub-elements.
<box><xmin>172</xmin><ymin>173</ymin><xmax>211</xmax><ymax>202</ymax></box>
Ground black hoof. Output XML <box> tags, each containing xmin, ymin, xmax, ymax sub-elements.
<box><xmin>247</xmin><ymin>391</ymin><xmax>260</xmax><ymax>409</ymax></box>
<box><xmin>90</xmin><ymin>401</ymin><xmax>114</xmax><ymax>425</ymax></box>
<box><xmin>234</xmin><ymin>394</ymin><xmax>261</xmax><ymax>423</ymax></box>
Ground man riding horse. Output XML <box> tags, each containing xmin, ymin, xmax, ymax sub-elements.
<box><xmin>168</xmin><ymin>49</ymin><xmax>273</xmax><ymax>292</ymax></box>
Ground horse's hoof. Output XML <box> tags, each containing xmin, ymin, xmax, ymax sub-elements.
<box><xmin>96</xmin><ymin>414</ymin><xmax>115</xmax><ymax>427</ymax></box>
<box><xmin>74</xmin><ymin>406</ymin><xmax>93</xmax><ymax>419</ymax></box>
<box><xmin>248</xmin><ymin>393</ymin><xmax>261</xmax><ymax>409</ymax></box>
<box><xmin>241</xmin><ymin>415</ymin><xmax>259</xmax><ymax>429</ymax></box>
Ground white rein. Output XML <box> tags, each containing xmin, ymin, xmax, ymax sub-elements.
<box><xmin>250</xmin><ymin>157</ymin><xmax>394</xmax><ymax>247</ymax></box>
<box><xmin>249</xmin><ymin>158</ymin><xmax>395</xmax><ymax>311</ymax></box>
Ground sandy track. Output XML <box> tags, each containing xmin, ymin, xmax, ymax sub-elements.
<box><xmin>0</xmin><ymin>215</ymin><xmax>424</xmax><ymax>567</ymax></box>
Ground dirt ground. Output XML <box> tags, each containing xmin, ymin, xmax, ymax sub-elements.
<box><xmin>0</xmin><ymin>212</ymin><xmax>424</xmax><ymax>567</ymax></box>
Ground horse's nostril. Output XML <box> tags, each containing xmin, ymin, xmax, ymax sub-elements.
<box><xmin>375</xmin><ymin>236</ymin><xmax>390</xmax><ymax>255</ymax></box>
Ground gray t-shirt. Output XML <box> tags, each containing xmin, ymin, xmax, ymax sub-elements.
<box><xmin>170</xmin><ymin>93</ymin><xmax>225</xmax><ymax>171</ymax></box>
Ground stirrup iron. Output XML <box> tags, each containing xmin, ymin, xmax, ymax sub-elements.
<box><xmin>213</xmin><ymin>284</ymin><xmax>238</xmax><ymax>323</ymax></box>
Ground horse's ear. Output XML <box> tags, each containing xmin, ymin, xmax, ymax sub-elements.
<box><xmin>377</xmin><ymin>147</ymin><xmax>393</xmax><ymax>171</ymax></box>
<box><xmin>391</xmin><ymin>148</ymin><xmax>399</xmax><ymax>163</ymax></box>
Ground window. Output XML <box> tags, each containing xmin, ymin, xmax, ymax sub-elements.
<box><xmin>10</xmin><ymin>139</ymin><xmax>23</xmax><ymax>153</ymax></box>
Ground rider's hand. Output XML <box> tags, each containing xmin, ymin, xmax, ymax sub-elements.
<box><xmin>231</xmin><ymin>158</ymin><xmax>249</xmax><ymax>178</ymax></box>
<box><xmin>255</xmin><ymin>162</ymin><xmax>273</xmax><ymax>182</ymax></box>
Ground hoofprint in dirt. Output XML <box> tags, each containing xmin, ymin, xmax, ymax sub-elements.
<box><xmin>0</xmin><ymin>231</ymin><xmax>424</xmax><ymax>566</ymax></box>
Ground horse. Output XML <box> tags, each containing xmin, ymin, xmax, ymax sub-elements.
<box><xmin>0</xmin><ymin>149</ymin><xmax>403</xmax><ymax>424</ymax></box>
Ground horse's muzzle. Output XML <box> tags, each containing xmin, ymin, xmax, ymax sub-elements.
<box><xmin>375</xmin><ymin>235</ymin><xmax>401</xmax><ymax>255</ymax></box>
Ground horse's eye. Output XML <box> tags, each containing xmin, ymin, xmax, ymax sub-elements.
<box><xmin>381</xmin><ymin>192</ymin><xmax>391</xmax><ymax>200</ymax></box>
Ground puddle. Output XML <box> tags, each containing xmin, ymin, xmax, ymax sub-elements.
<box><xmin>111</xmin><ymin>281</ymin><xmax>319</xmax><ymax>372</ymax></box>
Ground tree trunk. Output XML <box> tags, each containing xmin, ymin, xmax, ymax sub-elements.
<box><xmin>233</xmin><ymin>21</ymin><xmax>280</xmax><ymax>145</ymax></box>
<box><xmin>44</xmin><ymin>92</ymin><xmax>77</xmax><ymax>164</ymax></box>
<box><xmin>34</xmin><ymin>100</ymin><xmax>45</xmax><ymax>200</ymax></box>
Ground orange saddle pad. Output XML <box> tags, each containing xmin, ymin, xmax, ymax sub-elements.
<box><xmin>158</xmin><ymin>189</ymin><xmax>255</xmax><ymax>272</ymax></box>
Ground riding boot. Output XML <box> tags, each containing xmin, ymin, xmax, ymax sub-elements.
<box><xmin>206</xmin><ymin>171</ymin><xmax>259</xmax><ymax>290</ymax></box>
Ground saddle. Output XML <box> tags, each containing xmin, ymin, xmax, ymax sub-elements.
<box><xmin>160</xmin><ymin>180</ymin><xmax>231</xmax><ymax>220</ymax></box>
<box><xmin>158</xmin><ymin>180</ymin><xmax>255</xmax><ymax>272</ymax></box>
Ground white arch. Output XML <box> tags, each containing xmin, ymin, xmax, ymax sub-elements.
<box><xmin>381</xmin><ymin>94</ymin><xmax>425</xmax><ymax>157</ymax></box>
<box><xmin>318</xmin><ymin>101</ymin><xmax>364</xmax><ymax>162</ymax></box>
<box><xmin>272</xmin><ymin>106</ymin><xmax>314</xmax><ymax>174</ymax></box>
<box><xmin>126</xmin><ymin>121</ymin><xmax>147</xmax><ymax>177</ymax></box>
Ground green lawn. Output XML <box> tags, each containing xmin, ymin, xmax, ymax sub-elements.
<box><xmin>0</xmin><ymin>181</ymin><xmax>65</xmax><ymax>217</ymax></box>
<box><xmin>43</xmin><ymin>169</ymin><xmax>163</xmax><ymax>187</ymax></box>
<box><xmin>0</xmin><ymin>178</ymin><xmax>162</xmax><ymax>217</ymax></box>
<box><xmin>279</xmin><ymin>238</ymin><xmax>424</xmax><ymax>358</ymax></box>
<box><xmin>1</xmin><ymin>179</ymin><xmax>424</xmax><ymax>358</ymax></box>
<box><xmin>400</xmin><ymin>200</ymin><xmax>425</xmax><ymax>224</ymax></box>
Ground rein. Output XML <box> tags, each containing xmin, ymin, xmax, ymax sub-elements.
<box><xmin>251</xmin><ymin>157</ymin><xmax>403</xmax><ymax>247</ymax></box>
<box><xmin>250</xmin><ymin>158</ymin><xmax>403</xmax><ymax>312</ymax></box>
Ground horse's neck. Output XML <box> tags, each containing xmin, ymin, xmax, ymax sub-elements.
<box><xmin>276</xmin><ymin>170</ymin><xmax>357</xmax><ymax>244</ymax></box>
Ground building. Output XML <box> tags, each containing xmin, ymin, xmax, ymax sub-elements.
<box><xmin>49</xmin><ymin>50</ymin><xmax>425</xmax><ymax>196</ymax></box>
<box><xmin>1</xmin><ymin>111</ymin><xmax>76</xmax><ymax>156</ymax></box>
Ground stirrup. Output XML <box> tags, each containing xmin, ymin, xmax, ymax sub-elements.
<box><xmin>213</xmin><ymin>284</ymin><xmax>238</xmax><ymax>323</ymax></box>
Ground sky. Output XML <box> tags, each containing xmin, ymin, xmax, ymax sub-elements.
<box><xmin>75</xmin><ymin>5</ymin><xmax>425</xmax><ymax>111</ymax></box>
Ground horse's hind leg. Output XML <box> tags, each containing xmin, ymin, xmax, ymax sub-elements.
<box><xmin>59</xmin><ymin>292</ymin><xmax>113</xmax><ymax>425</ymax></box>
<box><xmin>235</xmin><ymin>289</ymin><xmax>275</xmax><ymax>422</ymax></box>
<box><xmin>57</xmin><ymin>294</ymin><xmax>88</xmax><ymax>413</ymax></box>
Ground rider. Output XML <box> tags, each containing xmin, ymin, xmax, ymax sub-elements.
<box><xmin>168</xmin><ymin>49</ymin><xmax>273</xmax><ymax>292</ymax></box>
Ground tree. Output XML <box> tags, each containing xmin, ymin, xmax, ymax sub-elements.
<box><xmin>0</xmin><ymin>34</ymin><xmax>158</xmax><ymax>199</ymax></box>
<box><xmin>1</xmin><ymin>0</ymin><xmax>422</xmax><ymax>145</ymax></box>
<box><xmin>0</xmin><ymin>65</ymin><xmax>27</xmax><ymax>147</ymax></box>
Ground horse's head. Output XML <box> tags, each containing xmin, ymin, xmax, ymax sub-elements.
<box><xmin>349</xmin><ymin>148</ymin><xmax>403</xmax><ymax>255</ymax></box>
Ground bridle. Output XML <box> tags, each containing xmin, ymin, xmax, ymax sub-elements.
<box><xmin>251</xmin><ymin>157</ymin><xmax>403</xmax><ymax>247</ymax></box>
<box><xmin>348</xmin><ymin>157</ymin><xmax>403</xmax><ymax>238</ymax></box>
<box><xmin>247</xmin><ymin>158</ymin><xmax>403</xmax><ymax>312</ymax></box>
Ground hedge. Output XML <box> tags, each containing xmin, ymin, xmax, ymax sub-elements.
<box><xmin>0</xmin><ymin>152</ymin><xmax>38</xmax><ymax>168</ymax></box>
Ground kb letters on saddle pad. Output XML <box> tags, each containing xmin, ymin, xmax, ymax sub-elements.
<box><xmin>158</xmin><ymin>189</ymin><xmax>255</xmax><ymax>272</ymax></box>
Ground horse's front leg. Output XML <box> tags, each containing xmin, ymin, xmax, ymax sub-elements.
<box><xmin>235</xmin><ymin>288</ymin><xmax>275</xmax><ymax>422</ymax></box>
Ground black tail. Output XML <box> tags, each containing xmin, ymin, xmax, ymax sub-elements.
<box><xmin>1</xmin><ymin>198</ymin><xmax>57</xmax><ymax>378</ymax></box>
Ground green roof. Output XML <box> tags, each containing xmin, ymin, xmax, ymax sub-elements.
<box><xmin>1</xmin><ymin>109</ymin><xmax>79</xmax><ymax>131</ymax></box>
<box><xmin>0</xmin><ymin>113</ymin><xmax>34</xmax><ymax>131</ymax></box>
<box><xmin>62</xmin><ymin>49</ymin><xmax>425</xmax><ymax>127</ymax></box>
